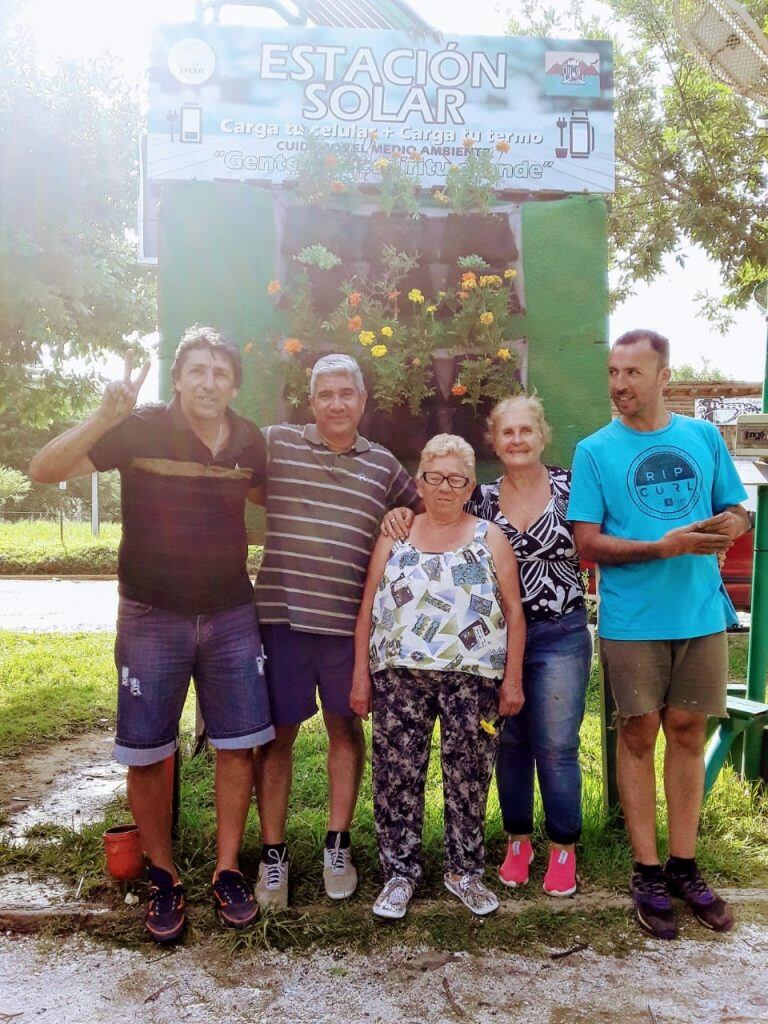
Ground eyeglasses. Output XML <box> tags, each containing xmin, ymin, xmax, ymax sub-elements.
<box><xmin>420</xmin><ymin>471</ymin><xmax>471</xmax><ymax>489</ymax></box>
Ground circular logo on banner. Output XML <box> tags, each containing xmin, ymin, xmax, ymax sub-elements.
<box><xmin>167</xmin><ymin>38</ymin><xmax>216</xmax><ymax>86</ymax></box>
<box><xmin>627</xmin><ymin>446</ymin><xmax>702</xmax><ymax>520</ymax></box>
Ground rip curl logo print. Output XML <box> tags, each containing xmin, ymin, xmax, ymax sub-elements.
<box><xmin>627</xmin><ymin>446</ymin><xmax>702</xmax><ymax>520</ymax></box>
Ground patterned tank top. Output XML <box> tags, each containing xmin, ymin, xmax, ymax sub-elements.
<box><xmin>369</xmin><ymin>519</ymin><xmax>507</xmax><ymax>680</ymax></box>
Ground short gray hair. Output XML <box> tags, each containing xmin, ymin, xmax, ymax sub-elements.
<box><xmin>310</xmin><ymin>354</ymin><xmax>365</xmax><ymax>397</ymax></box>
<box><xmin>417</xmin><ymin>434</ymin><xmax>476</xmax><ymax>482</ymax></box>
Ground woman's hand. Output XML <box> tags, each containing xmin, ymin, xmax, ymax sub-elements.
<box><xmin>498</xmin><ymin>679</ymin><xmax>524</xmax><ymax>717</ymax></box>
<box><xmin>350</xmin><ymin>671</ymin><xmax>373</xmax><ymax>720</ymax></box>
<box><xmin>380</xmin><ymin>507</ymin><xmax>415</xmax><ymax>540</ymax></box>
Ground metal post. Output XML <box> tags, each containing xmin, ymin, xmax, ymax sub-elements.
<box><xmin>744</xmin><ymin>320</ymin><xmax>768</xmax><ymax>779</ymax></box>
<box><xmin>91</xmin><ymin>472</ymin><xmax>100</xmax><ymax>538</ymax></box>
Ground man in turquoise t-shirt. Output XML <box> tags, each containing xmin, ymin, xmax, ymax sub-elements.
<box><xmin>568</xmin><ymin>329</ymin><xmax>750</xmax><ymax>941</ymax></box>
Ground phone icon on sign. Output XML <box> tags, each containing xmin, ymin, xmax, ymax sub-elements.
<box><xmin>179</xmin><ymin>104</ymin><xmax>203</xmax><ymax>144</ymax></box>
<box><xmin>568</xmin><ymin>110</ymin><xmax>594</xmax><ymax>159</ymax></box>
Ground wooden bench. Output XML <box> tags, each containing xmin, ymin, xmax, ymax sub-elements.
<box><xmin>704</xmin><ymin>694</ymin><xmax>768</xmax><ymax>795</ymax></box>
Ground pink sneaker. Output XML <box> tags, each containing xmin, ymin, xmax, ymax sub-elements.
<box><xmin>498</xmin><ymin>839</ymin><xmax>534</xmax><ymax>888</ymax></box>
<box><xmin>543</xmin><ymin>848</ymin><xmax>577</xmax><ymax>897</ymax></box>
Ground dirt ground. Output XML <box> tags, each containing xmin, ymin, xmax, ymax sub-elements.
<box><xmin>1</xmin><ymin>925</ymin><xmax>768</xmax><ymax>1024</ymax></box>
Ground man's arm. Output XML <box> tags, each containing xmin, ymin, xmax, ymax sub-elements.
<box><xmin>574</xmin><ymin>520</ymin><xmax>732</xmax><ymax>566</ymax></box>
<box><xmin>29</xmin><ymin>351</ymin><xmax>150</xmax><ymax>484</ymax></box>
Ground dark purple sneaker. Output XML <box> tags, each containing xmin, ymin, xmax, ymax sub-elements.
<box><xmin>212</xmin><ymin>870</ymin><xmax>259</xmax><ymax>928</ymax></box>
<box><xmin>630</xmin><ymin>870</ymin><xmax>677</xmax><ymax>940</ymax></box>
<box><xmin>663</xmin><ymin>864</ymin><xmax>734</xmax><ymax>932</ymax></box>
<box><xmin>145</xmin><ymin>865</ymin><xmax>187</xmax><ymax>943</ymax></box>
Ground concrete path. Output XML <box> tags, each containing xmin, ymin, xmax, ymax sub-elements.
<box><xmin>0</xmin><ymin>579</ymin><xmax>118</xmax><ymax>632</ymax></box>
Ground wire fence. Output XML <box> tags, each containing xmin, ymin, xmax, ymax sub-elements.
<box><xmin>0</xmin><ymin>471</ymin><xmax>121</xmax><ymax>531</ymax></box>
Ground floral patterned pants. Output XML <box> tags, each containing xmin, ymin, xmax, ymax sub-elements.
<box><xmin>371</xmin><ymin>666</ymin><xmax>501</xmax><ymax>885</ymax></box>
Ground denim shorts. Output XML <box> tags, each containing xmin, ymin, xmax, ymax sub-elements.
<box><xmin>114</xmin><ymin>597</ymin><xmax>275</xmax><ymax>766</ymax></box>
<box><xmin>260</xmin><ymin>624</ymin><xmax>355</xmax><ymax>726</ymax></box>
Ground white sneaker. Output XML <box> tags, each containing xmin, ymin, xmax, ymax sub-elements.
<box><xmin>372</xmin><ymin>876</ymin><xmax>414</xmax><ymax>919</ymax></box>
<box><xmin>444</xmin><ymin>873</ymin><xmax>499</xmax><ymax>916</ymax></box>
<box><xmin>323</xmin><ymin>836</ymin><xmax>358</xmax><ymax>900</ymax></box>
<box><xmin>255</xmin><ymin>847</ymin><xmax>289</xmax><ymax>910</ymax></box>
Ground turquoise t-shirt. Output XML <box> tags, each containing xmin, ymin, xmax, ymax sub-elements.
<box><xmin>567</xmin><ymin>415</ymin><xmax>747</xmax><ymax>640</ymax></box>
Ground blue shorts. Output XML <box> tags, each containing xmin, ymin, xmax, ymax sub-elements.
<box><xmin>114</xmin><ymin>597</ymin><xmax>275</xmax><ymax>766</ymax></box>
<box><xmin>260</xmin><ymin>624</ymin><xmax>355</xmax><ymax>726</ymax></box>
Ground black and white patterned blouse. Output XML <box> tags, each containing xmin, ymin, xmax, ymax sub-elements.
<box><xmin>465</xmin><ymin>467</ymin><xmax>585</xmax><ymax>625</ymax></box>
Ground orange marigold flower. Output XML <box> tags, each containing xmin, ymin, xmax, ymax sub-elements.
<box><xmin>330</xmin><ymin>181</ymin><xmax>346</xmax><ymax>193</ymax></box>
<box><xmin>495</xmin><ymin>140</ymin><xmax>511</xmax><ymax>154</ymax></box>
<box><xmin>267</xmin><ymin>280</ymin><xmax>281</xmax><ymax>295</ymax></box>
<box><xmin>324</xmin><ymin>154</ymin><xmax>338</xmax><ymax>168</ymax></box>
<box><xmin>452</xmin><ymin>382</ymin><xmax>468</xmax><ymax>397</ymax></box>
<box><xmin>387</xmin><ymin>290</ymin><xmax>400</xmax><ymax>301</ymax></box>
<box><xmin>462</xmin><ymin>136</ymin><xmax>476</xmax><ymax>149</ymax></box>
<box><xmin>412</xmin><ymin>152</ymin><xmax>423</xmax><ymax>162</ymax></box>
<box><xmin>347</xmin><ymin>315</ymin><xmax>363</xmax><ymax>331</ymax></box>
<box><xmin>283</xmin><ymin>338</ymin><xmax>303</xmax><ymax>355</ymax></box>
<box><xmin>348</xmin><ymin>291</ymin><xmax>362</xmax><ymax>307</ymax></box>
<box><xmin>367</xmin><ymin>129</ymin><xmax>378</xmax><ymax>141</ymax></box>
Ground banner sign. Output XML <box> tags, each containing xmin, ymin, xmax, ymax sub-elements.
<box><xmin>147</xmin><ymin>25</ymin><xmax>614</xmax><ymax>193</ymax></box>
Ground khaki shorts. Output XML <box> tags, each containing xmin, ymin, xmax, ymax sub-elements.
<box><xmin>599</xmin><ymin>632</ymin><xmax>728</xmax><ymax>720</ymax></box>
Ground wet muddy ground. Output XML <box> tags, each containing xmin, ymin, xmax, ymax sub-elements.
<box><xmin>1</xmin><ymin>926</ymin><xmax>768</xmax><ymax>1024</ymax></box>
<box><xmin>0</xmin><ymin>731</ymin><xmax>124</xmax><ymax>845</ymax></box>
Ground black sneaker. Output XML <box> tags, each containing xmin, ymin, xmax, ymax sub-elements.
<box><xmin>630</xmin><ymin>870</ymin><xmax>677</xmax><ymax>940</ymax></box>
<box><xmin>212</xmin><ymin>869</ymin><xmax>259</xmax><ymax>928</ymax></box>
<box><xmin>145</xmin><ymin>865</ymin><xmax>187</xmax><ymax>943</ymax></box>
<box><xmin>663</xmin><ymin>862</ymin><xmax>734</xmax><ymax>932</ymax></box>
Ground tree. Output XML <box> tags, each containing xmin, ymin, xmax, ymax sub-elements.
<box><xmin>670</xmin><ymin>360</ymin><xmax>728</xmax><ymax>380</ymax></box>
<box><xmin>0</xmin><ymin>3</ymin><xmax>155</xmax><ymax>440</ymax></box>
<box><xmin>505</xmin><ymin>0</ymin><xmax>768</xmax><ymax>316</ymax></box>
<box><xmin>0</xmin><ymin>466</ymin><xmax>30</xmax><ymax>511</ymax></box>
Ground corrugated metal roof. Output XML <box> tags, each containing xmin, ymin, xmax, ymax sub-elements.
<box><xmin>200</xmin><ymin>0</ymin><xmax>434</xmax><ymax>31</ymax></box>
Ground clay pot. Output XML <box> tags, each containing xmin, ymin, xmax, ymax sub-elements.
<box><xmin>103</xmin><ymin>824</ymin><xmax>145</xmax><ymax>881</ymax></box>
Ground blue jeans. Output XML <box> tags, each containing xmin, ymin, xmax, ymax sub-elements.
<box><xmin>114</xmin><ymin>598</ymin><xmax>275</xmax><ymax>766</ymax></box>
<box><xmin>496</xmin><ymin>608</ymin><xmax>591</xmax><ymax>845</ymax></box>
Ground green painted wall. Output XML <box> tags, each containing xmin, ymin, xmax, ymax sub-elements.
<box><xmin>158</xmin><ymin>185</ymin><xmax>610</xmax><ymax>470</ymax></box>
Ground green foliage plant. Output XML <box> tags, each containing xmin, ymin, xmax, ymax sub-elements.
<box><xmin>371</xmin><ymin>153</ymin><xmax>421</xmax><ymax>216</ymax></box>
<box><xmin>0</xmin><ymin>466</ymin><xmax>30</xmax><ymax>510</ymax></box>
<box><xmin>288</xmin><ymin>133</ymin><xmax>367</xmax><ymax>207</ymax></box>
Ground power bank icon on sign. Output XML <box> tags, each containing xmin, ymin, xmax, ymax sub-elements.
<box><xmin>555</xmin><ymin>110</ymin><xmax>595</xmax><ymax>160</ymax></box>
<box><xmin>180</xmin><ymin>104</ymin><xmax>203</xmax><ymax>144</ymax></box>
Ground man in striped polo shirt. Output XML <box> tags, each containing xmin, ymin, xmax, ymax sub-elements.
<box><xmin>253</xmin><ymin>354</ymin><xmax>420</xmax><ymax>908</ymax></box>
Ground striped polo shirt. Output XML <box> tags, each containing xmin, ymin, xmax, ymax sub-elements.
<box><xmin>255</xmin><ymin>423</ymin><xmax>419</xmax><ymax>636</ymax></box>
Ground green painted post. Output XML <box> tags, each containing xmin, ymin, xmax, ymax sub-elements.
<box><xmin>744</xmin><ymin>323</ymin><xmax>768</xmax><ymax>779</ymax></box>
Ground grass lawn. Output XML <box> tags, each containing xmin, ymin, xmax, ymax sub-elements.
<box><xmin>0</xmin><ymin>520</ymin><xmax>263</xmax><ymax>575</ymax></box>
<box><xmin>2</xmin><ymin>631</ymin><xmax>767</xmax><ymax>949</ymax></box>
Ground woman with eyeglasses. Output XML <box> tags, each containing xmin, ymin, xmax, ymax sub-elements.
<box><xmin>382</xmin><ymin>396</ymin><xmax>592</xmax><ymax>900</ymax></box>
<box><xmin>350</xmin><ymin>434</ymin><xmax>525</xmax><ymax>920</ymax></box>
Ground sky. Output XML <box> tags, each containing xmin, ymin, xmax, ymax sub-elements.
<box><xmin>17</xmin><ymin>0</ymin><xmax>768</xmax><ymax>384</ymax></box>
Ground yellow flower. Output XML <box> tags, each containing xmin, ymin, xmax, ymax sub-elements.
<box><xmin>380</xmin><ymin>325</ymin><xmax>394</xmax><ymax>338</ymax></box>
<box><xmin>426</xmin><ymin>305</ymin><xmax>437</xmax><ymax>314</ymax></box>
<box><xmin>408</xmin><ymin>288</ymin><xmax>424</xmax><ymax>303</ymax></box>
<box><xmin>496</xmin><ymin>347</ymin><xmax>511</xmax><ymax>361</ymax></box>
<box><xmin>479</xmin><ymin>274</ymin><xmax>502</xmax><ymax>288</ymax></box>
<box><xmin>480</xmin><ymin>312</ymin><xmax>494</xmax><ymax>326</ymax></box>
<box><xmin>243</xmin><ymin>342</ymin><xmax>254</xmax><ymax>354</ymax></box>
<box><xmin>373</xmin><ymin>158</ymin><xmax>389</xmax><ymax>170</ymax></box>
<box><xmin>495</xmin><ymin>140</ymin><xmax>511</xmax><ymax>154</ymax></box>
<box><xmin>370</xmin><ymin>344</ymin><xmax>388</xmax><ymax>358</ymax></box>
<box><xmin>283</xmin><ymin>337</ymin><xmax>303</xmax><ymax>354</ymax></box>
<box><xmin>267</xmin><ymin>280</ymin><xmax>281</xmax><ymax>295</ymax></box>
<box><xmin>437</xmin><ymin>290</ymin><xmax>446</xmax><ymax>298</ymax></box>
<box><xmin>358</xmin><ymin>330</ymin><xmax>376</xmax><ymax>347</ymax></box>
<box><xmin>479</xmin><ymin>718</ymin><xmax>498</xmax><ymax>736</ymax></box>
<box><xmin>412</xmin><ymin>357</ymin><xmax>421</xmax><ymax>367</ymax></box>
<box><xmin>504</xmin><ymin>268</ymin><xmax>517</xmax><ymax>279</ymax></box>
<box><xmin>461</xmin><ymin>271</ymin><xmax>477</xmax><ymax>290</ymax></box>
<box><xmin>434</xmin><ymin>190</ymin><xmax>449</xmax><ymax>203</ymax></box>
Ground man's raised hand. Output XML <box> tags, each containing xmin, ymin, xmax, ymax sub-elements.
<box><xmin>98</xmin><ymin>349</ymin><xmax>151</xmax><ymax>426</ymax></box>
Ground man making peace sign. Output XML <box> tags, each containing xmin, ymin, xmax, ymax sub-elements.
<box><xmin>30</xmin><ymin>326</ymin><xmax>273</xmax><ymax>942</ymax></box>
